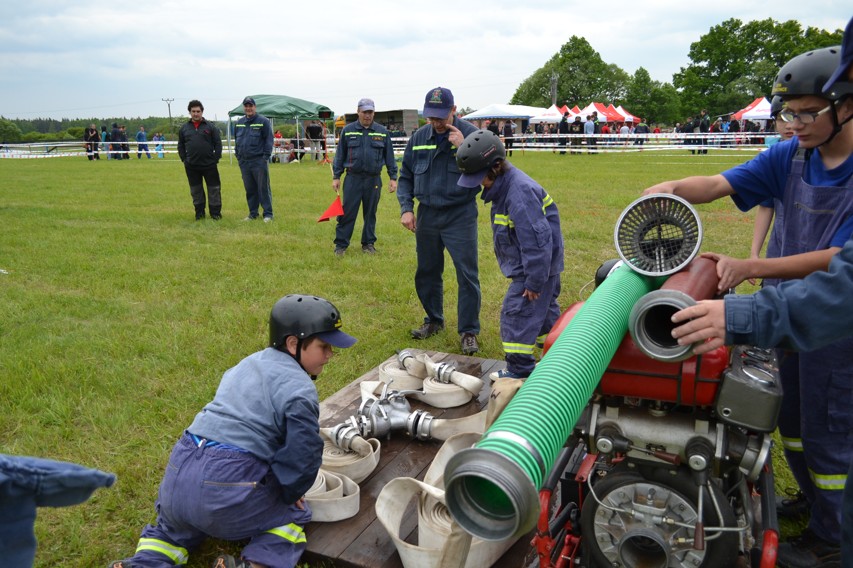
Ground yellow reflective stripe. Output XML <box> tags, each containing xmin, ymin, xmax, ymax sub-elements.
<box><xmin>542</xmin><ymin>193</ymin><xmax>554</xmax><ymax>214</ymax></box>
<box><xmin>136</xmin><ymin>538</ymin><xmax>189</xmax><ymax>565</ymax></box>
<box><xmin>345</xmin><ymin>131</ymin><xmax>363</xmax><ymax>136</ymax></box>
<box><xmin>412</xmin><ymin>144</ymin><xmax>437</xmax><ymax>150</ymax></box>
<box><xmin>809</xmin><ymin>469</ymin><xmax>847</xmax><ymax>491</ymax></box>
<box><xmin>235</xmin><ymin>124</ymin><xmax>246</xmax><ymax>128</ymax></box>
<box><xmin>266</xmin><ymin>522</ymin><xmax>307</xmax><ymax>544</ymax></box>
<box><xmin>370</xmin><ymin>133</ymin><xmax>387</xmax><ymax>138</ymax></box>
<box><xmin>503</xmin><ymin>342</ymin><xmax>535</xmax><ymax>355</ymax></box>
<box><xmin>494</xmin><ymin>214</ymin><xmax>514</xmax><ymax>228</ymax></box>
<box><xmin>536</xmin><ymin>333</ymin><xmax>549</xmax><ymax>344</ymax></box>
<box><xmin>781</xmin><ymin>436</ymin><xmax>803</xmax><ymax>452</ymax></box>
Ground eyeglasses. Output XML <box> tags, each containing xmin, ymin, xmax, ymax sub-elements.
<box><xmin>778</xmin><ymin>104</ymin><xmax>832</xmax><ymax>125</ymax></box>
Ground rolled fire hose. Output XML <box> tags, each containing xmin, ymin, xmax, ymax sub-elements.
<box><xmin>629</xmin><ymin>256</ymin><xmax>720</xmax><ymax>361</ymax></box>
<box><xmin>304</xmin><ymin>468</ymin><xmax>360</xmax><ymax>522</ymax></box>
<box><xmin>397</xmin><ymin>350</ymin><xmax>485</xmax><ymax>395</ymax></box>
<box><xmin>376</xmin><ymin>432</ymin><xmax>518</xmax><ymax>568</ymax></box>
<box><xmin>319</xmin><ymin>429</ymin><xmax>381</xmax><ymax>484</ymax></box>
<box><xmin>375</xmin><ymin>362</ymin><xmax>475</xmax><ymax>408</ymax></box>
<box><xmin>444</xmin><ymin>264</ymin><xmax>666</xmax><ymax>541</ymax></box>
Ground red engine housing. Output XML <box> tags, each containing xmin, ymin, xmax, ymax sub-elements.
<box><xmin>543</xmin><ymin>302</ymin><xmax>729</xmax><ymax>406</ymax></box>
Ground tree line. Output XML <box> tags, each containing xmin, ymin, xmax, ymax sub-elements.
<box><xmin>510</xmin><ymin>18</ymin><xmax>842</xmax><ymax>125</ymax></box>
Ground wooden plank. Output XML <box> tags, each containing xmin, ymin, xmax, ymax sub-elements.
<box><xmin>304</xmin><ymin>351</ymin><xmax>531</xmax><ymax>568</ymax></box>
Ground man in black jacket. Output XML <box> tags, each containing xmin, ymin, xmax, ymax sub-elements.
<box><xmin>177</xmin><ymin>100</ymin><xmax>223</xmax><ymax>220</ymax></box>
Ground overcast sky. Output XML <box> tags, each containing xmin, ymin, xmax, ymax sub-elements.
<box><xmin>0</xmin><ymin>1</ymin><xmax>848</xmax><ymax>121</ymax></box>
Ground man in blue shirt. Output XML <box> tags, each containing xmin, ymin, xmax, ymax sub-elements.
<box><xmin>397</xmin><ymin>87</ymin><xmax>481</xmax><ymax>355</ymax></box>
<box><xmin>135</xmin><ymin>126</ymin><xmax>151</xmax><ymax>159</ymax></box>
<box><xmin>331</xmin><ymin>98</ymin><xmax>398</xmax><ymax>256</ymax></box>
<box><xmin>235</xmin><ymin>97</ymin><xmax>274</xmax><ymax>222</ymax></box>
<box><xmin>644</xmin><ymin>43</ymin><xmax>853</xmax><ymax>568</ymax></box>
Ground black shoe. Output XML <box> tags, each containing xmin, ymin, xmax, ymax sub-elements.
<box><xmin>211</xmin><ymin>213</ymin><xmax>222</xmax><ymax>220</ymax></box>
<box><xmin>195</xmin><ymin>214</ymin><xmax>205</xmax><ymax>220</ymax></box>
<box><xmin>334</xmin><ymin>247</ymin><xmax>346</xmax><ymax>257</ymax></box>
<box><xmin>776</xmin><ymin>489</ymin><xmax>810</xmax><ymax>520</ymax></box>
<box><xmin>107</xmin><ymin>560</ymin><xmax>134</xmax><ymax>568</ymax></box>
<box><xmin>411</xmin><ymin>321</ymin><xmax>444</xmax><ymax>340</ymax></box>
<box><xmin>776</xmin><ymin>529</ymin><xmax>841</xmax><ymax>568</ymax></box>
<box><xmin>461</xmin><ymin>333</ymin><xmax>479</xmax><ymax>355</ymax></box>
<box><xmin>362</xmin><ymin>244</ymin><xmax>377</xmax><ymax>254</ymax></box>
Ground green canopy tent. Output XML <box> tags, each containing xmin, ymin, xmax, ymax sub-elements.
<box><xmin>226</xmin><ymin>94</ymin><xmax>334</xmax><ymax>163</ymax></box>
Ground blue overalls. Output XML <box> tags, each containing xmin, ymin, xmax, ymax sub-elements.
<box><xmin>772</xmin><ymin>150</ymin><xmax>853</xmax><ymax>544</ymax></box>
<box><xmin>333</xmin><ymin>121</ymin><xmax>397</xmax><ymax>249</ymax></box>
<box><xmin>235</xmin><ymin>115</ymin><xmax>274</xmax><ymax>220</ymax></box>
<box><xmin>126</xmin><ymin>432</ymin><xmax>310</xmax><ymax>568</ymax></box>
<box><xmin>484</xmin><ymin>165</ymin><xmax>564</xmax><ymax>376</ymax></box>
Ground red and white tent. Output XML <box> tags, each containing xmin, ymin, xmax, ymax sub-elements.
<box><xmin>741</xmin><ymin>97</ymin><xmax>773</xmax><ymax>121</ymax></box>
<box><xmin>732</xmin><ymin>97</ymin><xmax>767</xmax><ymax>121</ymax></box>
<box><xmin>614</xmin><ymin>105</ymin><xmax>642</xmax><ymax>123</ymax></box>
<box><xmin>529</xmin><ymin>104</ymin><xmax>576</xmax><ymax>123</ymax></box>
<box><xmin>577</xmin><ymin>102</ymin><xmax>622</xmax><ymax>122</ymax></box>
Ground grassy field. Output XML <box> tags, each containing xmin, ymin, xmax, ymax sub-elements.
<box><xmin>0</xmin><ymin>148</ymin><xmax>796</xmax><ymax>566</ymax></box>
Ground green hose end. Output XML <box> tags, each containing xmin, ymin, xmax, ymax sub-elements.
<box><xmin>444</xmin><ymin>447</ymin><xmax>540</xmax><ymax>541</ymax></box>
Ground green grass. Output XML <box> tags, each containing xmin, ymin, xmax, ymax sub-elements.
<box><xmin>0</xmin><ymin>149</ymin><xmax>798</xmax><ymax>566</ymax></box>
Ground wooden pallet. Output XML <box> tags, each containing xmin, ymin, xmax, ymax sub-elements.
<box><xmin>303</xmin><ymin>351</ymin><xmax>534</xmax><ymax>567</ymax></box>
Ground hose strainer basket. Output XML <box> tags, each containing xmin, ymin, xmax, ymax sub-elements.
<box><xmin>614</xmin><ymin>194</ymin><xmax>702</xmax><ymax>276</ymax></box>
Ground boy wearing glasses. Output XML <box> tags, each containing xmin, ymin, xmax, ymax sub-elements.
<box><xmin>644</xmin><ymin>45</ymin><xmax>853</xmax><ymax>568</ymax></box>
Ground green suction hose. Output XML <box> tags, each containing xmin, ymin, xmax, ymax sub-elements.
<box><xmin>444</xmin><ymin>264</ymin><xmax>665</xmax><ymax>540</ymax></box>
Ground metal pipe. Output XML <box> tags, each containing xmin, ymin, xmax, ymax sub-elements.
<box><xmin>628</xmin><ymin>257</ymin><xmax>719</xmax><ymax>361</ymax></box>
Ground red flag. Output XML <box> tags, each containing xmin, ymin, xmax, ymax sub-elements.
<box><xmin>318</xmin><ymin>195</ymin><xmax>344</xmax><ymax>222</ymax></box>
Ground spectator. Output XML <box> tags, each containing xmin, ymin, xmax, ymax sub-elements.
<box><xmin>456</xmin><ymin>130</ymin><xmax>563</xmax><ymax>381</ymax></box>
<box><xmin>583</xmin><ymin>115</ymin><xmax>596</xmax><ymax>153</ymax></box>
<box><xmin>397</xmin><ymin>86</ymin><xmax>481</xmax><ymax>355</ymax></box>
<box><xmin>696</xmin><ymin>109</ymin><xmax>710</xmax><ymax>154</ymax></box>
<box><xmin>486</xmin><ymin>120</ymin><xmax>499</xmax><ymax>136</ymax></box>
<box><xmin>84</xmin><ymin>124</ymin><xmax>100</xmax><ymax>160</ymax></box>
<box><xmin>306</xmin><ymin>120</ymin><xmax>324</xmax><ymax>161</ymax></box>
<box><xmin>501</xmin><ymin>119</ymin><xmax>514</xmax><ymax>157</ymax></box>
<box><xmin>100</xmin><ymin>125</ymin><xmax>111</xmax><ymax>160</ymax></box>
<box><xmin>331</xmin><ymin>98</ymin><xmax>398</xmax><ymax>256</ymax></box>
<box><xmin>177</xmin><ymin>99</ymin><xmax>223</xmax><ymax>221</ymax></box>
<box><xmin>107</xmin><ymin>294</ymin><xmax>357</xmax><ymax>568</ymax></box>
<box><xmin>120</xmin><ymin>125</ymin><xmax>130</xmax><ymax>160</ymax></box>
<box><xmin>235</xmin><ymin>97</ymin><xmax>274</xmax><ymax>222</ymax></box>
<box><xmin>644</xmin><ymin>45</ymin><xmax>853</xmax><ymax>568</ymax></box>
<box><xmin>110</xmin><ymin>122</ymin><xmax>122</xmax><ymax>160</ymax></box>
<box><xmin>136</xmin><ymin>126</ymin><xmax>151</xmax><ymax>159</ymax></box>
<box><xmin>557</xmin><ymin>112</ymin><xmax>570</xmax><ymax>155</ymax></box>
<box><xmin>568</xmin><ymin>115</ymin><xmax>583</xmax><ymax>154</ymax></box>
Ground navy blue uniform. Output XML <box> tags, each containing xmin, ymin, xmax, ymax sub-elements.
<box><xmin>483</xmin><ymin>164</ymin><xmax>563</xmax><ymax>375</ymax></box>
<box><xmin>235</xmin><ymin>113</ymin><xmax>274</xmax><ymax>220</ymax></box>
<box><xmin>397</xmin><ymin>117</ymin><xmax>481</xmax><ymax>334</ymax></box>
<box><xmin>332</xmin><ymin>120</ymin><xmax>397</xmax><ymax>249</ymax></box>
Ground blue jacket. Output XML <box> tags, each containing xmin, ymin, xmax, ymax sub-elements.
<box><xmin>482</xmin><ymin>164</ymin><xmax>564</xmax><ymax>293</ymax></box>
<box><xmin>333</xmin><ymin>120</ymin><xmax>397</xmax><ymax>179</ymax></box>
<box><xmin>397</xmin><ymin>117</ymin><xmax>478</xmax><ymax>212</ymax></box>
<box><xmin>187</xmin><ymin>348</ymin><xmax>322</xmax><ymax>504</ymax></box>
<box><xmin>235</xmin><ymin>113</ymin><xmax>273</xmax><ymax>162</ymax></box>
<box><xmin>725</xmin><ymin>236</ymin><xmax>853</xmax><ymax>351</ymax></box>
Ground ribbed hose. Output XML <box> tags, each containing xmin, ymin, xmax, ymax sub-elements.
<box><xmin>444</xmin><ymin>264</ymin><xmax>664</xmax><ymax>540</ymax></box>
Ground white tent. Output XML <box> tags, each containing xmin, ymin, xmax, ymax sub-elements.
<box><xmin>741</xmin><ymin>97</ymin><xmax>773</xmax><ymax>121</ymax></box>
<box><xmin>461</xmin><ymin>104</ymin><xmax>545</xmax><ymax>120</ymax></box>
<box><xmin>529</xmin><ymin>104</ymin><xmax>572</xmax><ymax>123</ymax></box>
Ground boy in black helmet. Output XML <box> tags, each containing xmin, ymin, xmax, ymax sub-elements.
<box><xmin>456</xmin><ymin>129</ymin><xmax>563</xmax><ymax>381</ymax></box>
<box><xmin>109</xmin><ymin>295</ymin><xmax>356</xmax><ymax>568</ymax></box>
<box><xmin>645</xmin><ymin>44</ymin><xmax>853</xmax><ymax>568</ymax></box>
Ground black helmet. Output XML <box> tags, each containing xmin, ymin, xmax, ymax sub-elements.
<box><xmin>769</xmin><ymin>95</ymin><xmax>785</xmax><ymax>119</ymax></box>
<box><xmin>269</xmin><ymin>294</ymin><xmax>356</xmax><ymax>349</ymax></box>
<box><xmin>455</xmin><ymin>129</ymin><xmax>506</xmax><ymax>188</ymax></box>
<box><xmin>772</xmin><ymin>46</ymin><xmax>842</xmax><ymax>100</ymax></box>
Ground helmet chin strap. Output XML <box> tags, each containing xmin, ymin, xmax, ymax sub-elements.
<box><xmin>819</xmin><ymin>100</ymin><xmax>853</xmax><ymax>147</ymax></box>
<box><xmin>285</xmin><ymin>337</ymin><xmax>318</xmax><ymax>380</ymax></box>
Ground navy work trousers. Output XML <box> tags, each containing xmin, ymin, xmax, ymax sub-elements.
<box><xmin>239</xmin><ymin>158</ymin><xmax>273</xmax><ymax>219</ymax></box>
<box><xmin>335</xmin><ymin>173</ymin><xmax>381</xmax><ymax>249</ymax></box>
<box><xmin>414</xmin><ymin>201</ymin><xmax>480</xmax><ymax>335</ymax></box>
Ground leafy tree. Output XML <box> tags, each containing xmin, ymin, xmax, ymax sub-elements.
<box><xmin>674</xmin><ymin>18</ymin><xmax>843</xmax><ymax>116</ymax></box>
<box><xmin>511</xmin><ymin>36</ymin><xmax>622</xmax><ymax>108</ymax></box>
<box><xmin>0</xmin><ymin>118</ymin><xmax>23</xmax><ymax>142</ymax></box>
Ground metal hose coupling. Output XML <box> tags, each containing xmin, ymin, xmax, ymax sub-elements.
<box><xmin>628</xmin><ymin>257</ymin><xmax>719</xmax><ymax>362</ymax></box>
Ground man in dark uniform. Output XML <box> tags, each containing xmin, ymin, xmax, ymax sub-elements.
<box><xmin>331</xmin><ymin>98</ymin><xmax>398</xmax><ymax>256</ymax></box>
<box><xmin>397</xmin><ymin>87</ymin><xmax>481</xmax><ymax>355</ymax></box>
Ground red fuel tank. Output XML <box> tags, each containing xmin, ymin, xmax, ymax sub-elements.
<box><xmin>543</xmin><ymin>302</ymin><xmax>728</xmax><ymax>406</ymax></box>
